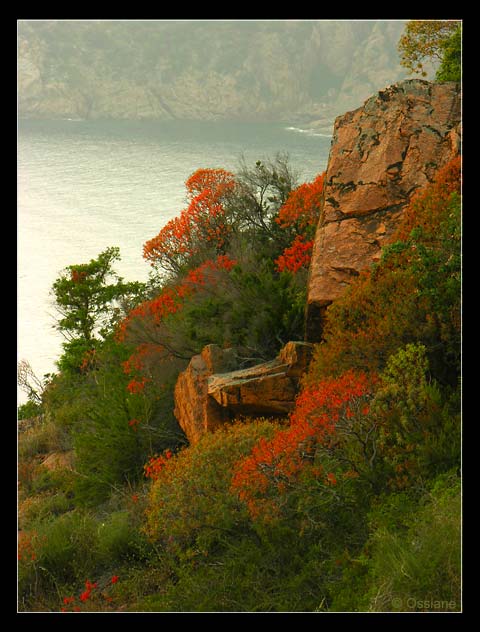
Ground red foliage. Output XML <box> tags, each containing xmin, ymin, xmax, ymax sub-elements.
<box><xmin>395</xmin><ymin>155</ymin><xmax>461</xmax><ymax>242</ymax></box>
<box><xmin>143</xmin><ymin>168</ymin><xmax>236</xmax><ymax>272</ymax></box>
<box><xmin>274</xmin><ymin>172</ymin><xmax>324</xmax><ymax>274</ymax></box>
<box><xmin>60</xmin><ymin>577</ymin><xmax>119</xmax><ymax>612</ymax></box>
<box><xmin>70</xmin><ymin>269</ymin><xmax>88</xmax><ymax>284</ymax></box>
<box><xmin>231</xmin><ymin>370</ymin><xmax>375</xmax><ymax>519</ymax></box>
<box><xmin>79</xmin><ymin>579</ymin><xmax>98</xmax><ymax>602</ymax></box>
<box><xmin>18</xmin><ymin>531</ymin><xmax>38</xmax><ymax>562</ymax></box>
<box><xmin>117</xmin><ymin>255</ymin><xmax>236</xmax><ymax>344</ymax></box>
<box><xmin>118</xmin><ymin>254</ymin><xmax>237</xmax><ymax>394</ymax></box>
<box><xmin>144</xmin><ymin>449</ymin><xmax>174</xmax><ymax>481</ymax></box>
<box><xmin>275</xmin><ymin>172</ymin><xmax>324</xmax><ymax>231</ymax></box>
<box><xmin>275</xmin><ymin>234</ymin><xmax>315</xmax><ymax>273</ymax></box>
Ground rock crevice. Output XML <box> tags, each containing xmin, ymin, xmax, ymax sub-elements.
<box><xmin>174</xmin><ymin>342</ymin><xmax>313</xmax><ymax>445</ymax></box>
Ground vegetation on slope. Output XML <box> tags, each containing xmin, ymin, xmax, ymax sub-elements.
<box><xmin>18</xmin><ymin>152</ymin><xmax>461</xmax><ymax>612</ymax></box>
<box><xmin>18</xmin><ymin>20</ymin><xmax>461</xmax><ymax>612</ymax></box>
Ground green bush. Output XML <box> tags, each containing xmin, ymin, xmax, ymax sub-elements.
<box><xmin>144</xmin><ymin>419</ymin><xmax>279</xmax><ymax>552</ymax></box>
<box><xmin>97</xmin><ymin>510</ymin><xmax>152</xmax><ymax>565</ymax></box>
<box><xmin>18</xmin><ymin>399</ymin><xmax>42</xmax><ymax>420</ymax></box>
<box><xmin>18</xmin><ymin>509</ymin><xmax>100</xmax><ymax>609</ymax></box>
<box><xmin>436</xmin><ymin>25</ymin><xmax>461</xmax><ymax>82</ymax></box>
<box><xmin>66</xmin><ymin>338</ymin><xmax>184</xmax><ymax>506</ymax></box>
<box><xmin>367</xmin><ymin>472</ymin><xmax>461</xmax><ymax>612</ymax></box>
<box><xmin>329</xmin><ymin>471</ymin><xmax>461</xmax><ymax>612</ymax></box>
<box><xmin>19</xmin><ymin>491</ymin><xmax>74</xmax><ymax>530</ymax></box>
<box><xmin>174</xmin><ymin>259</ymin><xmax>307</xmax><ymax>359</ymax></box>
<box><xmin>373</xmin><ymin>343</ymin><xmax>461</xmax><ymax>487</ymax></box>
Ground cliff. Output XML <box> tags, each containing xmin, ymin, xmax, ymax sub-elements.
<box><xmin>173</xmin><ymin>78</ymin><xmax>461</xmax><ymax>444</ymax></box>
<box><xmin>306</xmin><ymin>79</ymin><xmax>461</xmax><ymax>340</ymax></box>
<box><xmin>18</xmin><ymin>20</ymin><xmax>407</xmax><ymax>124</ymax></box>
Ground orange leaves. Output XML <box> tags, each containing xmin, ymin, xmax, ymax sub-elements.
<box><xmin>185</xmin><ymin>167</ymin><xmax>236</xmax><ymax>198</ymax></box>
<box><xmin>231</xmin><ymin>370</ymin><xmax>375</xmax><ymax>520</ymax></box>
<box><xmin>18</xmin><ymin>531</ymin><xmax>39</xmax><ymax>562</ymax></box>
<box><xmin>395</xmin><ymin>156</ymin><xmax>461</xmax><ymax>242</ymax></box>
<box><xmin>276</xmin><ymin>172</ymin><xmax>324</xmax><ymax>231</ymax></box>
<box><xmin>60</xmin><ymin>577</ymin><xmax>119</xmax><ymax>612</ymax></box>
<box><xmin>117</xmin><ymin>287</ymin><xmax>185</xmax><ymax>340</ymax></box>
<box><xmin>143</xmin><ymin>168</ymin><xmax>236</xmax><ymax>274</ymax></box>
<box><xmin>274</xmin><ymin>172</ymin><xmax>324</xmax><ymax>274</ymax></box>
<box><xmin>70</xmin><ymin>269</ymin><xmax>88</xmax><ymax>284</ymax></box>
<box><xmin>144</xmin><ymin>449</ymin><xmax>174</xmax><ymax>481</ymax></box>
<box><xmin>118</xmin><ymin>255</ymin><xmax>237</xmax><ymax>394</ymax></box>
<box><xmin>126</xmin><ymin>377</ymin><xmax>149</xmax><ymax>394</ymax></box>
<box><xmin>183</xmin><ymin>254</ymin><xmax>237</xmax><ymax>288</ymax></box>
<box><xmin>117</xmin><ymin>256</ymin><xmax>237</xmax><ymax>345</ymax></box>
<box><xmin>275</xmin><ymin>234</ymin><xmax>314</xmax><ymax>273</ymax></box>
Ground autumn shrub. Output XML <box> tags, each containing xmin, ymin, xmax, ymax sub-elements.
<box><xmin>307</xmin><ymin>157</ymin><xmax>461</xmax><ymax>386</ymax></box>
<box><xmin>144</xmin><ymin>419</ymin><xmax>279</xmax><ymax>554</ymax></box>
<box><xmin>143</xmin><ymin>168</ymin><xmax>237</xmax><ymax>277</ymax></box>
<box><xmin>231</xmin><ymin>370</ymin><xmax>379</xmax><ymax>524</ymax></box>
<box><xmin>274</xmin><ymin>172</ymin><xmax>324</xmax><ymax>274</ymax></box>
<box><xmin>133</xmin><ymin>157</ymin><xmax>323</xmax><ymax>361</ymax></box>
<box><xmin>120</xmin><ymin>255</ymin><xmax>307</xmax><ymax>385</ymax></box>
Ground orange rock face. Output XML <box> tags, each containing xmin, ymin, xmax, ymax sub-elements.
<box><xmin>174</xmin><ymin>342</ymin><xmax>313</xmax><ymax>445</ymax></box>
<box><xmin>306</xmin><ymin>79</ymin><xmax>461</xmax><ymax>341</ymax></box>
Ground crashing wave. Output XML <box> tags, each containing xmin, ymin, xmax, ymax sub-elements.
<box><xmin>285</xmin><ymin>126</ymin><xmax>331</xmax><ymax>138</ymax></box>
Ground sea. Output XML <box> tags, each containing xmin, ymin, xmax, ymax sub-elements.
<box><xmin>17</xmin><ymin>118</ymin><xmax>332</xmax><ymax>405</ymax></box>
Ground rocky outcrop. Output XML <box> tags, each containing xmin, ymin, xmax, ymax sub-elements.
<box><xmin>306</xmin><ymin>79</ymin><xmax>461</xmax><ymax>341</ymax></box>
<box><xmin>174</xmin><ymin>342</ymin><xmax>313</xmax><ymax>445</ymax></box>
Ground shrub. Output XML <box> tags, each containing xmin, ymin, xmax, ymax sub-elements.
<box><xmin>307</xmin><ymin>158</ymin><xmax>461</xmax><ymax>386</ymax></box>
<box><xmin>367</xmin><ymin>471</ymin><xmax>461</xmax><ymax>611</ymax></box>
<box><xmin>18</xmin><ymin>509</ymin><xmax>100</xmax><ymax>610</ymax></box>
<box><xmin>18</xmin><ymin>399</ymin><xmax>42</xmax><ymax>420</ymax></box>
<box><xmin>373</xmin><ymin>343</ymin><xmax>461</xmax><ymax>487</ymax></box>
<box><xmin>231</xmin><ymin>370</ymin><xmax>378</xmax><ymax>523</ymax></box>
<box><xmin>42</xmin><ymin>336</ymin><xmax>185</xmax><ymax>507</ymax></box>
<box><xmin>144</xmin><ymin>419</ymin><xmax>279</xmax><ymax>553</ymax></box>
<box><xmin>96</xmin><ymin>510</ymin><xmax>151</xmax><ymax>566</ymax></box>
<box><xmin>143</xmin><ymin>168</ymin><xmax>237</xmax><ymax>276</ymax></box>
<box><xmin>19</xmin><ymin>491</ymin><xmax>74</xmax><ymax>530</ymax></box>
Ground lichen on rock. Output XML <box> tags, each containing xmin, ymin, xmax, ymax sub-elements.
<box><xmin>306</xmin><ymin>79</ymin><xmax>461</xmax><ymax>341</ymax></box>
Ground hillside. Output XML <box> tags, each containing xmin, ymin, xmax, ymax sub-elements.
<box><xmin>18</xmin><ymin>20</ymin><xmax>408</xmax><ymax>125</ymax></box>
<box><xmin>18</xmin><ymin>76</ymin><xmax>461</xmax><ymax>612</ymax></box>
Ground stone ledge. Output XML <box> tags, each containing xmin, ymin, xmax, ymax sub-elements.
<box><xmin>174</xmin><ymin>342</ymin><xmax>313</xmax><ymax>445</ymax></box>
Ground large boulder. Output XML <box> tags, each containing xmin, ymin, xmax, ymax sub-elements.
<box><xmin>174</xmin><ymin>342</ymin><xmax>313</xmax><ymax>445</ymax></box>
<box><xmin>306</xmin><ymin>79</ymin><xmax>461</xmax><ymax>341</ymax></box>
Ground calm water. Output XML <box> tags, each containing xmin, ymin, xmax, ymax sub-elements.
<box><xmin>18</xmin><ymin>118</ymin><xmax>331</xmax><ymax>403</ymax></box>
